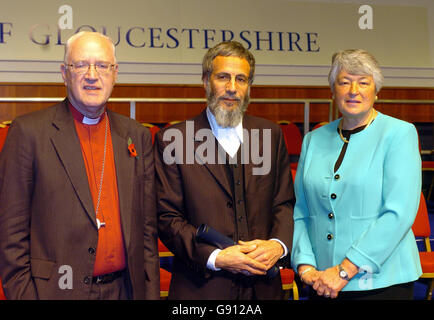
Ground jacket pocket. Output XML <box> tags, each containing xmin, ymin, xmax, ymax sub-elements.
<box><xmin>30</xmin><ymin>258</ymin><xmax>55</xmax><ymax>280</ymax></box>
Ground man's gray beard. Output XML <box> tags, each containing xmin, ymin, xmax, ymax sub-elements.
<box><xmin>206</xmin><ymin>86</ymin><xmax>250</xmax><ymax>128</ymax></box>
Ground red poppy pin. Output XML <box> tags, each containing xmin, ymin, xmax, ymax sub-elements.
<box><xmin>127</xmin><ymin>137</ymin><xmax>138</xmax><ymax>157</ymax></box>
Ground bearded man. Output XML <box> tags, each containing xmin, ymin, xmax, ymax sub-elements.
<box><xmin>154</xmin><ymin>41</ymin><xmax>294</xmax><ymax>300</ymax></box>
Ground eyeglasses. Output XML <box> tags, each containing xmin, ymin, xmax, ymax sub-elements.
<box><xmin>212</xmin><ymin>73</ymin><xmax>250</xmax><ymax>87</ymax></box>
<box><xmin>65</xmin><ymin>62</ymin><xmax>117</xmax><ymax>75</ymax></box>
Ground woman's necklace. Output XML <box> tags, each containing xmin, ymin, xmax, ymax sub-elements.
<box><xmin>338</xmin><ymin>108</ymin><xmax>376</xmax><ymax>144</ymax></box>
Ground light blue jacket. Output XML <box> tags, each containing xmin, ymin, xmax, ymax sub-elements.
<box><xmin>291</xmin><ymin>112</ymin><xmax>422</xmax><ymax>291</ymax></box>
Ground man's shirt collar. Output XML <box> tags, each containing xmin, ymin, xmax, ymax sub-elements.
<box><xmin>206</xmin><ymin>107</ymin><xmax>243</xmax><ymax>158</ymax></box>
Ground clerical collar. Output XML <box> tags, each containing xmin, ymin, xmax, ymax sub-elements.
<box><xmin>68</xmin><ymin>101</ymin><xmax>105</xmax><ymax>125</ymax></box>
<box><xmin>206</xmin><ymin>107</ymin><xmax>243</xmax><ymax>158</ymax></box>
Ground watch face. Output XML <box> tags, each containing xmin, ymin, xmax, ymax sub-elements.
<box><xmin>339</xmin><ymin>270</ymin><xmax>348</xmax><ymax>279</ymax></box>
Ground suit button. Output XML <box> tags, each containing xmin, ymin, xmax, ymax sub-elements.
<box><xmin>331</xmin><ymin>193</ymin><xmax>337</xmax><ymax>199</ymax></box>
<box><xmin>83</xmin><ymin>276</ymin><xmax>91</xmax><ymax>285</ymax></box>
<box><xmin>327</xmin><ymin>234</ymin><xmax>333</xmax><ymax>240</ymax></box>
<box><xmin>334</xmin><ymin>174</ymin><xmax>340</xmax><ymax>180</ymax></box>
<box><xmin>328</xmin><ymin>213</ymin><xmax>334</xmax><ymax>219</ymax></box>
<box><xmin>237</xmin><ymin>199</ymin><xmax>243</xmax><ymax>205</ymax></box>
<box><xmin>227</xmin><ymin>201</ymin><xmax>233</xmax><ymax>208</ymax></box>
<box><xmin>88</xmin><ymin>247</ymin><xmax>96</xmax><ymax>255</ymax></box>
<box><xmin>238</xmin><ymin>215</ymin><xmax>243</xmax><ymax>222</ymax></box>
<box><xmin>236</xmin><ymin>180</ymin><xmax>241</xmax><ymax>186</ymax></box>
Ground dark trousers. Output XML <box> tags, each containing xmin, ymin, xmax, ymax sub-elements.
<box><xmin>88</xmin><ymin>275</ymin><xmax>129</xmax><ymax>300</ymax></box>
<box><xmin>309</xmin><ymin>281</ymin><xmax>415</xmax><ymax>300</ymax></box>
<box><xmin>230</xmin><ymin>275</ymin><xmax>257</xmax><ymax>300</ymax></box>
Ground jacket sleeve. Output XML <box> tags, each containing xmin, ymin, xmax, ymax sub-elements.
<box><xmin>153</xmin><ymin>129</ymin><xmax>215</xmax><ymax>274</ymax></box>
<box><xmin>345</xmin><ymin>123</ymin><xmax>422</xmax><ymax>273</ymax></box>
<box><xmin>141</xmin><ymin>127</ymin><xmax>160</xmax><ymax>299</ymax></box>
<box><xmin>269</xmin><ymin>127</ymin><xmax>294</xmax><ymax>261</ymax></box>
<box><xmin>291</xmin><ymin>132</ymin><xmax>318</xmax><ymax>271</ymax></box>
<box><xmin>0</xmin><ymin>119</ymin><xmax>38</xmax><ymax>299</ymax></box>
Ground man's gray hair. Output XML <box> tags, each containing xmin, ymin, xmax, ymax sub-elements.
<box><xmin>63</xmin><ymin>31</ymin><xmax>116</xmax><ymax>63</ymax></box>
<box><xmin>202</xmin><ymin>41</ymin><xmax>255</xmax><ymax>84</ymax></box>
<box><xmin>328</xmin><ymin>49</ymin><xmax>383</xmax><ymax>93</ymax></box>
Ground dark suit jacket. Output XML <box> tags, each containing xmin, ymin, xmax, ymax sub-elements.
<box><xmin>155</xmin><ymin>109</ymin><xmax>294</xmax><ymax>299</ymax></box>
<box><xmin>0</xmin><ymin>100</ymin><xmax>159</xmax><ymax>299</ymax></box>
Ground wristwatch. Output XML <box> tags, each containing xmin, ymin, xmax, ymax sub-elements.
<box><xmin>338</xmin><ymin>264</ymin><xmax>350</xmax><ymax>281</ymax></box>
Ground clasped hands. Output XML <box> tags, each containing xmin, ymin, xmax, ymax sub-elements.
<box><xmin>215</xmin><ymin>239</ymin><xmax>283</xmax><ymax>276</ymax></box>
<box><xmin>298</xmin><ymin>259</ymin><xmax>358</xmax><ymax>299</ymax></box>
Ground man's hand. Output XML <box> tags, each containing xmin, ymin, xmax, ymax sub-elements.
<box><xmin>215</xmin><ymin>243</ymin><xmax>268</xmax><ymax>276</ymax></box>
<box><xmin>239</xmin><ymin>239</ymin><xmax>283</xmax><ymax>270</ymax></box>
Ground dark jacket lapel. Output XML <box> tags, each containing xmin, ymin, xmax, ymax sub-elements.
<box><xmin>50</xmin><ymin>100</ymin><xmax>97</xmax><ymax>228</ymax></box>
<box><xmin>242</xmin><ymin>115</ymin><xmax>256</xmax><ymax>190</ymax></box>
<box><xmin>193</xmin><ymin>109</ymin><xmax>232</xmax><ymax>198</ymax></box>
<box><xmin>108</xmin><ymin>110</ymin><xmax>134</xmax><ymax>249</ymax></box>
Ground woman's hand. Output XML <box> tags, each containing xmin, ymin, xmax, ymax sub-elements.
<box><xmin>312</xmin><ymin>265</ymin><xmax>347</xmax><ymax>298</ymax></box>
<box><xmin>297</xmin><ymin>265</ymin><xmax>321</xmax><ymax>286</ymax></box>
<box><xmin>312</xmin><ymin>259</ymin><xmax>359</xmax><ymax>298</ymax></box>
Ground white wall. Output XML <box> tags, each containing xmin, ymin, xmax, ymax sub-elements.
<box><xmin>0</xmin><ymin>0</ymin><xmax>433</xmax><ymax>86</ymax></box>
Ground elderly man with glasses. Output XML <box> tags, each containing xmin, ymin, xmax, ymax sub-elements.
<box><xmin>0</xmin><ymin>31</ymin><xmax>159</xmax><ymax>300</ymax></box>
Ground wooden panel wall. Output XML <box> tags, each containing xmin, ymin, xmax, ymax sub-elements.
<box><xmin>0</xmin><ymin>83</ymin><xmax>433</xmax><ymax>124</ymax></box>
